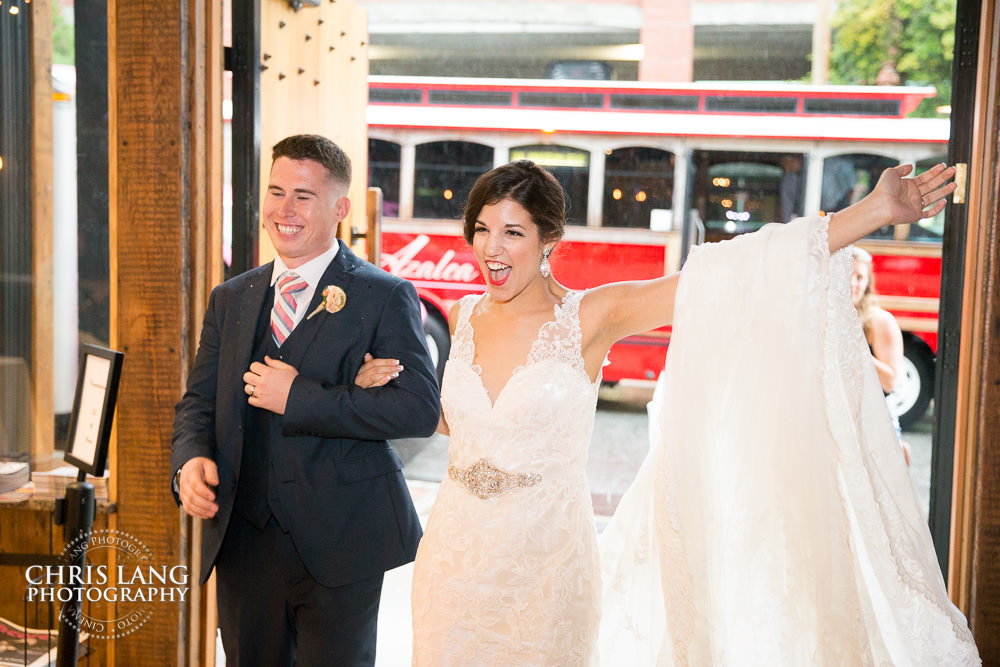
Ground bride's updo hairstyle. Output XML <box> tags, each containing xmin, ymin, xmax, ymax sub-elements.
<box><xmin>463</xmin><ymin>160</ymin><xmax>566</xmax><ymax>245</ymax></box>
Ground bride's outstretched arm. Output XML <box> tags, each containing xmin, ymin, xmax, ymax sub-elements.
<box><xmin>827</xmin><ymin>163</ymin><xmax>955</xmax><ymax>253</ymax></box>
<box><xmin>580</xmin><ymin>272</ymin><xmax>682</xmax><ymax>369</ymax></box>
<box><xmin>581</xmin><ymin>164</ymin><xmax>956</xmax><ymax>367</ymax></box>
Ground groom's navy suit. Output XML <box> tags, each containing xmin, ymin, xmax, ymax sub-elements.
<box><xmin>171</xmin><ymin>240</ymin><xmax>439</xmax><ymax>662</ymax></box>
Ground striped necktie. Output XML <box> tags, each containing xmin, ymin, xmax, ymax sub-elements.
<box><xmin>270</xmin><ymin>271</ymin><xmax>308</xmax><ymax>346</ymax></box>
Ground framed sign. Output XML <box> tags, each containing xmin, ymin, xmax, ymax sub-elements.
<box><xmin>64</xmin><ymin>344</ymin><xmax>124</xmax><ymax>477</ymax></box>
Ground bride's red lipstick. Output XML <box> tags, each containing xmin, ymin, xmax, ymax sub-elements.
<box><xmin>485</xmin><ymin>260</ymin><xmax>511</xmax><ymax>286</ymax></box>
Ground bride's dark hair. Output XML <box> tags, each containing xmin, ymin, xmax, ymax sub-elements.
<box><xmin>462</xmin><ymin>160</ymin><xmax>566</xmax><ymax>245</ymax></box>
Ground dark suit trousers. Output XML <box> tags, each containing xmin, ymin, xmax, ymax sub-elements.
<box><xmin>216</xmin><ymin>511</ymin><xmax>384</xmax><ymax>666</ymax></box>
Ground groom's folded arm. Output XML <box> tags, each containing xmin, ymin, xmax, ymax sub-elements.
<box><xmin>282</xmin><ymin>280</ymin><xmax>441</xmax><ymax>441</ymax></box>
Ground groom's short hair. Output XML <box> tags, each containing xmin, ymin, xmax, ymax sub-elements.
<box><xmin>271</xmin><ymin>134</ymin><xmax>352</xmax><ymax>187</ymax></box>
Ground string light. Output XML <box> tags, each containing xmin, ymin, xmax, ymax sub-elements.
<box><xmin>612</xmin><ymin>188</ymin><xmax>622</xmax><ymax>201</ymax></box>
<box><xmin>443</xmin><ymin>189</ymin><xmax>453</xmax><ymax>200</ymax></box>
<box><xmin>4</xmin><ymin>0</ymin><xmax>32</xmax><ymax>15</ymax></box>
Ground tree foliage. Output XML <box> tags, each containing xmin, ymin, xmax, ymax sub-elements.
<box><xmin>829</xmin><ymin>0</ymin><xmax>955</xmax><ymax>117</ymax></box>
<box><xmin>52</xmin><ymin>0</ymin><xmax>74</xmax><ymax>66</ymax></box>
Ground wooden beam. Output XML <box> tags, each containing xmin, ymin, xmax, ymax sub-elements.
<box><xmin>929</xmin><ymin>0</ymin><xmax>981</xmax><ymax>577</ymax></box>
<box><xmin>107</xmin><ymin>0</ymin><xmax>216</xmax><ymax>661</ymax></box>
<box><xmin>30</xmin><ymin>0</ymin><xmax>55</xmax><ymax>465</ymax></box>
<box><xmin>366</xmin><ymin>187</ymin><xmax>382</xmax><ymax>264</ymax></box>
<box><xmin>182</xmin><ymin>0</ymin><xmax>225</xmax><ymax>663</ymax></box>
<box><xmin>951</xmin><ymin>0</ymin><xmax>1000</xmax><ymax>659</ymax></box>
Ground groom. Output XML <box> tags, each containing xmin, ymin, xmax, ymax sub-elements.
<box><xmin>171</xmin><ymin>134</ymin><xmax>440</xmax><ymax>665</ymax></box>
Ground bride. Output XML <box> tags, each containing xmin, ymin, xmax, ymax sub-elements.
<box><xmin>356</xmin><ymin>160</ymin><xmax>979</xmax><ymax>665</ymax></box>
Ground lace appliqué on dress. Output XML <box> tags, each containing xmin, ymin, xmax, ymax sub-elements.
<box><xmin>412</xmin><ymin>290</ymin><xmax>602</xmax><ymax>667</ymax></box>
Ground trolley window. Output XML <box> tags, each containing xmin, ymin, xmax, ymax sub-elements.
<box><xmin>821</xmin><ymin>153</ymin><xmax>898</xmax><ymax>239</ymax></box>
<box><xmin>691</xmin><ymin>150</ymin><xmax>804</xmax><ymax>241</ymax></box>
<box><xmin>368</xmin><ymin>139</ymin><xmax>402</xmax><ymax>218</ymax></box>
<box><xmin>413</xmin><ymin>141</ymin><xmax>494</xmax><ymax>219</ymax></box>
<box><xmin>603</xmin><ymin>147</ymin><xmax>675</xmax><ymax>229</ymax></box>
<box><xmin>902</xmin><ymin>156</ymin><xmax>950</xmax><ymax>242</ymax></box>
<box><xmin>509</xmin><ymin>145</ymin><xmax>589</xmax><ymax>225</ymax></box>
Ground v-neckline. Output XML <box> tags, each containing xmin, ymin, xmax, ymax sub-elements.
<box><xmin>467</xmin><ymin>292</ymin><xmax>571</xmax><ymax>409</ymax></box>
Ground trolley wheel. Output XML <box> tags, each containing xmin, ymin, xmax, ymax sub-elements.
<box><xmin>888</xmin><ymin>337</ymin><xmax>934</xmax><ymax>430</ymax></box>
<box><xmin>423</xmin><ymin>309</ymin><xmax>450</xmax><ymax>382</ymax></box>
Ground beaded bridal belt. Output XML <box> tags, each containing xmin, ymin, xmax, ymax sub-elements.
<box><xmin>447</xmin><ymin>458</ymin><xmax>542</xmax><ymax>499</ymax></box>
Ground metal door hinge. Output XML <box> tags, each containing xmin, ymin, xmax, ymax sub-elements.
<box><xmin>953</xmin><ymin>163</ymin><xmax>967</xmax><ymax>204</ymax></box>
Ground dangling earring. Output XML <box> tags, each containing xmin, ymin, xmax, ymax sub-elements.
<box><xmin>540</xmin><ymin>249</ymin><xmax>552</xmax><ymax>278</ymax></box>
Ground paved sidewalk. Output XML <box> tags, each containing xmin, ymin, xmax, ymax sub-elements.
<box><xmin>375</xmin><ymin>480</ymin><xmax>438</xmax><ymax>666</ymax></box>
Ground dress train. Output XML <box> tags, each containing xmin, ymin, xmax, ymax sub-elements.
<box><xmin>599</xmin><ymin>216</ymin><xmax>980</xmax><ymax>666</ymax></box>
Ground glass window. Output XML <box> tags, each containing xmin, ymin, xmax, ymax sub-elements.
<box><xmin>413</xmin><ymin>141</ymin><xmax>494</xmax><ymax>219</ymax></box>
<box><xmin>691</xmin><ymin>150</ymin><xmax>802</xmax><ymax>241</ymax></box>
<box><xmin>517</xmin><ymin>92</ymin><xmax>604</xmax><ymax>109</ymax></box>
<box><xmin>610</xmin><ymin>94</ymin><xmax>699</xmax><ymax>112</ymax></box>
<box><xmin>1</xmin><ymin>10</ymin><xmax>34</xmax><ymax>460</ymax></box>
<box><xmin>368</xmin><ymin>139</ymin><xmax>401</xmax><ymax>218</ymax></box>
<box><xmin>509</xmin><ymin>145</ymin><xmax>589</xmax><ymax>225</ymax></box>
<box><xmin>803</xmin><ymin>98</ymin><xmax>900</xmax><ymax>116</ymax></box>
<box><xmin>369</xmin><ymin>88</ymin><xmax>423</xmax><ymax>104</ymax></box>
<box><xmin>703</xmin><ymin>96</ymin><xmax>797</xmax><ymax>114</ymax></box>
<box><xmin>3</xmin><ymin>2</ymin><xmax>99</xmax><ymax>463</ymax></box>
<box><xmin>603</xmin><ymin>147</ymin><xmax>674</xmax><ymax>229</ymax></box>
<box><xmin>821</xmin><ymin>153</ymin><xmax>899</xmax><ymax>239</ymax></box>
<box><xmin>428</xmin><ymin>90</ymin><xmax>511</xmax><ymax>106</ymax></box>
<box><xmin>903</xmin><ymin>156</ymin><xmax>950</xmax><ymax>242</ymax></box>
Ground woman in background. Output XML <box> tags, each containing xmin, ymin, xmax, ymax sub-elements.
<box><xmin>852</xmin><ymin>246</ymin><xmax>910</xmax><ymax>464</ymax></box>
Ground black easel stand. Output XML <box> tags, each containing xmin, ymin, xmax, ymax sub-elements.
<box><xmin>55</xmin><ymin>472</ymin><xmax>96</xmax><ymax>667</ymax></box>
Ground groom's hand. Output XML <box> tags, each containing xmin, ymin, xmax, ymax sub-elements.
<box><xmin>244</xmin><ymin>356</ymin><xmax>299</xmax><ymax>415</ymax></box>
<box><xmin>178</xmin><ymin>456</ymin><xmax>219</xmax><ymax>519</ymax></box>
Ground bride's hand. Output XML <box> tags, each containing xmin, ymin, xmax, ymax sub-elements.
<box><xmin>830</xmin><ymin>163</ymin><xmax>958</xmax><ymax>253</ymax></box>
<box><xmin>354</xmin><ymin>353</ymin><xmax>403</xmax><ymax>388</ymax></box>
<box><xmin>873</xmin><ymin>163</ymin><xmax>957</xmax><ymax>226</ymax></box>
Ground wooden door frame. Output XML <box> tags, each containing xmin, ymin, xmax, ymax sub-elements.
<box><xmin>929</xmin><ymin>0</ymin><xmax>981</xmax><ymax>579</ymax></box>
<box><xmin>947</xmin><ymin>0</ymin><xmax>1000</xmax><ymax>658</ymax></box>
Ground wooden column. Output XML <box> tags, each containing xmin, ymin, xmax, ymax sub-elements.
<box><xmin>108</xmin><ymin>0</ymin><xmax>219</xmax><ymax>663</ymax></box>
<box><xmin>951</xmin><ymin>0</ymin><xmax>1000</xmax><ymax>660</ymax></box>
<box><xmin>182</xmin><ymin>2</ymin><xmax>225</xmax><ymax>663</ymax></box>
<box><xmin>30</xmin><ymin>0</ymin><xmax>55</xmax><ymax>465</ymax></box>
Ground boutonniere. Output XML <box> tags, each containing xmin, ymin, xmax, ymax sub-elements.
<box><xmin>306</xmin><ymin>285</ymin><xmax>347</xmax><ymax>319</ymax></box>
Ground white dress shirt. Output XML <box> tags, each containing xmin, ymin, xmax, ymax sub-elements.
<box><xmin>269</xmin><ymin>243</ymin><xmax>340</xmax><ymax>332</ymax></box>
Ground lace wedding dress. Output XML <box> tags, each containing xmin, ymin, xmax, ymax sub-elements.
<box><xmin>599</xmin><ymin>215</ymin><xmax>980</xmax><ymax>666</ymax></box>
<box><xmin>411</xmin><ymin>290</ymin><xmax>602</xmax><ymax>666</ymax></box>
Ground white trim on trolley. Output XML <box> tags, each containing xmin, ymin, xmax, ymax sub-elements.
<box><xmin>369</xmin><ymin>106</ymin><xmax>950</xmax><ymax>143</ymax></box>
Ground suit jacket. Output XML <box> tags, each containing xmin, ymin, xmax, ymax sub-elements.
<box><xmin>171</xmin><ymin>241</ymin><xmax>440</xmax><ymax>587</ymax></box>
